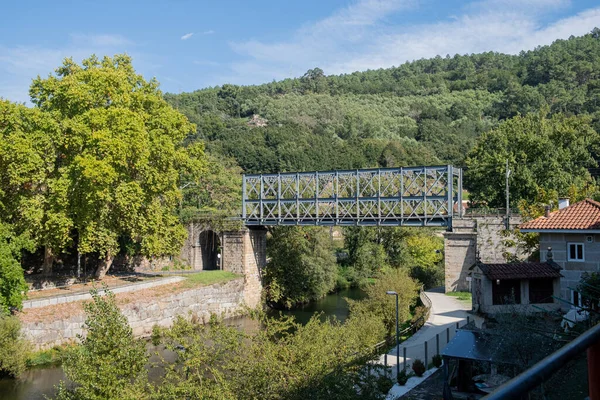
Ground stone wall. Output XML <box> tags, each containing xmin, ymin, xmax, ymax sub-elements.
<box><xmin>444</xmin><ymin>216</ymin><xmax>525</xmax><ymax>292</ymax></box>
<box><xmin>221</xmin><ymin>227</ymin><xmax>266</xmax><ymax>309</ymax></box>
<box><xmin>22</xmin><ymin>278</ymin><xmax>246</xmax><ymax>350</ymax></box>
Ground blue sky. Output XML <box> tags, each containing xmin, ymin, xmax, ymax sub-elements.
<box><xmin>1</xmin><ymin>0</ymin><xmax>600</xmax><ymax>103</ymax></box>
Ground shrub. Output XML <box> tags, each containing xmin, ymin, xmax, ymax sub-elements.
<box><xmin>411</xmin><ymin>359</ymin><xmax>426</xmax><ymax>377</ymax></box>
<box><xmin>151</xmin><ymin>324</ymin><xmax>162</xmax><ymax>346</ymax></box>
<box><xmin>56</xmin><ymin>287</ymin><xmax>148</xmax><ymax>400</ymax></box>
<box><xmin>0</xmin><ymin>315</ymin><xmax>30</xmax><ymax>377</ymax></box>
<box><xmin>397</xmin><ymin>369</ymin><xmax>411</xmax><ymax>385</ymax></box>
<box><xmin>432</xmin><ymin>354</ymin><xmax>443</xmax><ymax>368</ymax></box>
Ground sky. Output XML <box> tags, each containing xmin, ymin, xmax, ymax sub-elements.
<box><xmin>1</xmin><ymin>0</ymin><xmax>600</xmax><ymax>103</ymax></box>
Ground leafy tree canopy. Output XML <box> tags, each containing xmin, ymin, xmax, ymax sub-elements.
<box><xmin>465</xmin><ymin>110</ymin><xmax>600</xmax><ymax>207</ymax></box>
<box><xmin>25</xmin><ymin>54</ymin><xmax>206</xmax><ymax>278</ymax></box>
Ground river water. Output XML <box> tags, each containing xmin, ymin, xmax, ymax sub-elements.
<box><xmin>0</xmin><ymin>287</ymin><xmax>365</xmax><ymax>400</ymax></box>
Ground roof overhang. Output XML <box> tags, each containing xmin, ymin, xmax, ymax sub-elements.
<box><xmin>520</xmin><ymin>229</ymin><xmax>600</xmax><ymax>234</ymax></box>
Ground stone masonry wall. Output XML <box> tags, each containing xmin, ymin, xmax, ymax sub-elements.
<box><xmin>445</xmin><ymin>216</ymin><xmax>525</xmax><ymax>292</ymax></box>
<box><xmin>22</xmin><ymin>278</ymin><xmax>246</xmax><ymax>350</ymax></box>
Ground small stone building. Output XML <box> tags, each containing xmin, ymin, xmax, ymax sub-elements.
<box><xmin>470</xmin><ymin>260</ymin><xmax>562</xmax><ymax>314</ymax></box>
<box><xmin>520</xmin><ymin>198</ymin><xmax>600</xmax><ymax>309</ymax></box>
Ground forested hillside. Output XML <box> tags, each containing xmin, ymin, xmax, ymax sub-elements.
<box><xmin>166</xmin><ymin>29</ymin><xmax>600</xmax><ymax>176</ymax></box>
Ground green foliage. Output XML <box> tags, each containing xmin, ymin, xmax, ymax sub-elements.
<box><xmin>22</xmin><ymin>54</ymin><xmax>206</xmax><ymax>278</ymax></box>
<box><xmin>265</xmin><ymin>227</ymin><xmax>337</xmax><ymax>308</ymax></box>
<box><xmin>343</xmin><ymin>227</ymin><xmax>443</xmax><ymax>288</ymax></box>
<box><xmin>445</xmin><ymin>291</ymin><xmax>472</xmax><ymax>302</ymax></box>
<box><xmin>26</xmin><ymin>345</ymin><xmax>69</xmax><ymax>368</ymax></box>
<box><xmin>56</xmin><ymin>287</ymin><xmax>148</xmax><ymax>400</ymax></box>
<box><xmin>397</xmin><ymin>369</ymin><xmax>411</xmax><ymax>385</ymax></box>
<box><xmin>0</xmin><ymin>223</ymin><xmax>30</xmax><ymax>313</ymax></box>
<box><xmin>167</xmin><ymin>31</ymin><xmax>600</xmax><ymax>174</ymax></box>
<box><xmin>0</xmin><ymin>315</ymin><xmax>30</xmax><ymax>377</ymax></box>
<box><xmin>180</xmin><ymin>271</ymin><xmax>242</xmax><ymax>289</ymax></box>
<box><xmin>411</xmin><ymin>359</ymin><xmax>426</xmax><ymax>377</ymax></box>
<box><xmin>578</xmin><ymin>272</ymin><xmax>600</xmax><ymax>310</ymax></box>
<box><xmin>465</xmin><ymin>110</ymin><xmax>600</xmax><ymax>207</ymax></box>
<box><xmin>348</xmin><ymin>268</ymin><xmax>419</xmax><ymax>336</ymax></box>
<box><xmin>432</xmin><ymin>354</ymin><xmax>443</xmax><ymax>368</ymax></box>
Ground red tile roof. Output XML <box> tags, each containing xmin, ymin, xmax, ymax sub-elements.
<box><xmin>477</xmin><ymin>262</ymin><xmax>562</xmax><ymax>280</ymax></box>
<box><xmin>519</xmin><ymin>199</ymin><xmax>600</xmax><ymax>231</ymax></box>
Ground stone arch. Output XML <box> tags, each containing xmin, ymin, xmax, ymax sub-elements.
<box><xmin>196</xmin><ymin>230</ymin><xmax>221</xmax><ymax>270</ymax></box>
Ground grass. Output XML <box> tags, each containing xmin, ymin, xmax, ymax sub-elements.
<box><xmin>179</xmin><ymin>271</ymin><xmax>242</xmax><ymax>289</ymax></box>
<box><xmin>27</xmin><ymin>344</ymin><xmax>73</xmax><ymax>368</ymax></box>
<box><xmin>445</xmin><ymin>291</ymin><xmax>472</xmax><ymax>302</ymax></box>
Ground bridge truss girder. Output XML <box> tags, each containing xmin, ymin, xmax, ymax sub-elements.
<box><xmin>242</xmin><ymin>165</ymin><xmax>463</xmax><ymax>227</ymax></box>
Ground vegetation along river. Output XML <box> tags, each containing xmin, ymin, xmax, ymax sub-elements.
<box><xmin>0</xmin><ymin>287</ymin><xmax>365</xmax><ymax>400</ymax></box>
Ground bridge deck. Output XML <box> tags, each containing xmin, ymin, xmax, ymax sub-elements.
<box><xmin>242</xmin><ymin>165</ymin><xmax>462</xmax><ymax>227</ymax></box>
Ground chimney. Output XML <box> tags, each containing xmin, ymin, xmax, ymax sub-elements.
<box><xmin>558</xmin><ymin>198</ymin><xmax>570</xmax><ymax>210</ymax></box>
<box><xmin>544</xmin><ymin>205</ymin><xmax>551</xmax><ymax>218</ymax></box>
<box><xmin>547</xmin><ymin>247</ymin><xmax>553</xmax><ymax>261</ymax></box>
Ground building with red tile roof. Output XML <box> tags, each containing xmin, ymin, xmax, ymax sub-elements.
<box><xmin>519</xmin><ymin>199</ymin><xmax>600</xmax><ymax>233</ymax></box>
<box><xmin>519</xmin><ymin>199</ymin><xmax>600</xmax><ymax>309</ymax></box>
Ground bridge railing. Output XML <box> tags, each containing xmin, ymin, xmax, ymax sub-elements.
<box><xmin>242</xmin><ymin>165</ymin><xmax>462</xmax><ymax>227</ymax></box>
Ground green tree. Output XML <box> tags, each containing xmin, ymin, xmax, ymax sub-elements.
<box><xmin>465</xmin><ymin>110</ymin><xmax>600</xmax><ymax>207</ymax></box>
<box><xmin>0</xmin><ymin>100</ymin><xmax>69</xmax><ymax>275</ymax></box>
<box><xmin>0</xmin><ymin>315</ymin><xmax>30</xmax><ymax>377</ymax></box>
<box><xmin>0</xmin><ymin>222</ymin><xmax>31</xmax><ymax>313</ymax></box>
<box><xmin>56</xmin><ymin>288</ymin><xmax>148</xmax><ymax>400</ymax></box>
<box><xmin>29</xmin><ymin>55</ymin><xmax>206</xmax><ymax>278</ymax></box>
<box><xmin>348</xmin><ymin>268</ymin><xmax>419</xmax><ymax>336</ymax></box>
<box><xmin>264</xmin><ymin>227</ymin><xmax>337</xmax><ymax>308</ymax></box>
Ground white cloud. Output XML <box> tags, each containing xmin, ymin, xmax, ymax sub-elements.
<box><xmin>0</xmin><ymin>34</ymin><xmax>140</xmax><ymax>104</ymax></box>
<box><xmin>203</xmin><ymin>30</ymin><xmax>215</xmax><ymax>35</ymax></box>
<box><xmin>226</xmin><ymin>0</ymin><xmax>600</xmax><ymax>83</ymax></box>
<box><xmin>181</xmin><ymin>32</ymin><xmax>194</xmax><ymax>40</ymax></box>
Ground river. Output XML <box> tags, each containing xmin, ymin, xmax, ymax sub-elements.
<box><xmin>0</xmin><ymin>287</ymin><xmax>365</xmax><ymax>400</ymax></box>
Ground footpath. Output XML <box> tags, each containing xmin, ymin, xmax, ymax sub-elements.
<box><xmin>377</xmin><ymin>287</ymin><xmax>474</xmax><ymax>399</ymax></box>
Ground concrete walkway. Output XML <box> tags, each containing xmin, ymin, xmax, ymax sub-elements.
<box><xmin>378</xmin><ymin>287</ymin><xmax>473</xmax><ymax>398</ymax></box>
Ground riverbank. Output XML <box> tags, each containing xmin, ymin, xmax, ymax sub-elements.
<box><xmin>18</xmin><ymin>271</ymin><xmax>245</xmax><ymax>350</ymax></box>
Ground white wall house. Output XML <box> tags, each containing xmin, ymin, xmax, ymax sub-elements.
<box><xmin>520</xmin><ymin>199</ymin><xmax>600</xmax><ymax>309</ymax></box>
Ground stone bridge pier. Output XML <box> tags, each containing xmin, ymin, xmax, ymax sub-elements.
<box><xmin>181</xmin><ymin>223</ymin><xmax>265</xmax><ymax>309</ymax></box>
<box><xmin>444</xmin><ymin>216</ymin><xmax>524</xmax><ymax>292</ymax></box>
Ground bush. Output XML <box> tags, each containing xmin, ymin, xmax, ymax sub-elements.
<box><xmin>397</xmin><ymin>369</ymin><xmax>411</xmax><ymax>385</ymax></box>
<box><xmin>411</xmin><ymin>359</ymin><xmax>426</xmax><ymax>377</ymax></box>
<box><xmin>151</xmin><ymin>324</ymin><xmax>162</xmax><ymax>346</ymax></box>
<box><xmin>0</xmin><ymin>315</ymin><xmax>30</xmax><ymax>377</ymax></box>
<box><xmin>432</xmin><ymin>354</ymin><xmax>443</xmax><ymax>368</ymax></box>
<box><xmin>56</xmin><ymin>287</ymin><xmax>148</xmax><ymax>400</ymax></box>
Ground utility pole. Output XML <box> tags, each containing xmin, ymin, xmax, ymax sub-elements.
<box><xmin>505</xmin><ymin>159</ymin><xmax>511</xmax><ymax>230</ymax></box>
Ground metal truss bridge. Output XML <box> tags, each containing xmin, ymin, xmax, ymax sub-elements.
<box><xmin>242</xmin><ymin>165</ymin><xmax>463</xmax><ymax>227</ymax></box>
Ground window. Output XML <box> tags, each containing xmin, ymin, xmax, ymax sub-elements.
<box><xmin>529</xmin><ymin>279</ymin><xmax>554</xmax><ymax>304</ymax></box>
<box><xmin>567</xmin><ymin>243</ymin><xmax>584</xmax><ymax>262</ymax></box>
<box><xmin>492</xmin><ymin>280</ymin><xmax>521</xmax><ymax>305</ymax></box>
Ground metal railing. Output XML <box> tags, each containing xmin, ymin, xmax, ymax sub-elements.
<box><xmin>483</xmin><ymin>322</ymin><xmax>600</xmax><ymax>399</ymax></box>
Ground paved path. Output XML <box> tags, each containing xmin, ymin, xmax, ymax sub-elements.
<box><xmin>378</xmin><ymin>287</ymin><xmax>474</xmax><ymax>399</ymax></box>
<box><xmin>22</xmin><ymin>276</ymin><xmax>185</xmax><ymax>309</ymax></box>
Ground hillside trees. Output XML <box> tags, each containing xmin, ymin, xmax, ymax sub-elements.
<box><xmin>28</xmin><ymin>55</ymin><xmax>206</xmax><ymax>278</ymax></box>
<box><xmin>465</xmin><ymin>110</ymin><xmax>600</xmax><ymax>207</ymax></box>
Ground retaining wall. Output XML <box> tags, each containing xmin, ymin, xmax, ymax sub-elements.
<box><xmin>21</xmin><ymin>278</ymin><xmax>246</xmax><ymax>350</ymax></box>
